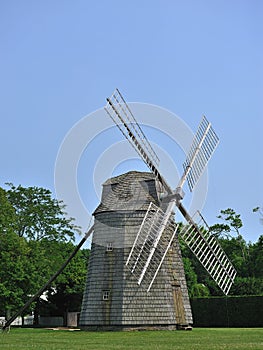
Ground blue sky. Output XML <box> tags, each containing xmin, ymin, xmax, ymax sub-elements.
<box><xmin>0</xmin><ymin>0</ymin><xmax>262</xmax><ymax>243</ymax></box>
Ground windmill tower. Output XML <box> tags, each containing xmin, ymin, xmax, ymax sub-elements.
<box><xmin>79</xmin><ymin>89</ymin><xmax>236</xmax><ymax>330</ymax></box>
<box><xmin>79</xmin><ymin>171</ymin><xmax>192</xmax><ymax>330</ymax></box>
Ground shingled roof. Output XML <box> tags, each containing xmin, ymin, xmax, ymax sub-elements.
<box><xmin>94</xmin><ymin>171</ymin><xmax>160</xmax><ymax>214</ymax></box>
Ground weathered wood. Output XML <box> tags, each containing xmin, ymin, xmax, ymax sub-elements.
<box><xmin>79</xmin><ymin>171</ymin><xmax>193</xmax><ymax>330</ymax></box>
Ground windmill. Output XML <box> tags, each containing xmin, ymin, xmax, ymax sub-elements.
<box><xmin>4</xmin><ymin>88</ymin><xmax>236</xmax><ymax>332</ymax></box>
<box><xmin>79</xmin><ymin>89</ymin><xmax>236</xmax><ymax>330</ymax></box>
<box><xmin>105</xmin><ymin>88</ymin><xmax>236</xmax><ymax>294</ymax></box>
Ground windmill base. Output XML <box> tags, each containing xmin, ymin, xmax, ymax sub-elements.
<box><xmin>79</xmin><ymin>324</ymin><xmax>192</xmax><ymax>331</ymax></box>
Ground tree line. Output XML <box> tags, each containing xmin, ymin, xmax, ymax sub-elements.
<box><xmin>182</xmin><ymin>208</ymin><xmax>263</xmax><ymax>297</ymax></box>
<box><xmin>0</xmin><ymin>184</ymin><xmax>89</xmax><ymax>322</ymax></box>
<box><xmin>0</xmin><ymin>184</ymin><xmax>262</xmax><ymax>320</ymax></box>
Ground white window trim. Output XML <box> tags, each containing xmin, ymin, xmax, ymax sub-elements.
<box><xmin>106</xmin><ymin>242</ymin><xmax>113</xmax><ymax>252</ymax></box>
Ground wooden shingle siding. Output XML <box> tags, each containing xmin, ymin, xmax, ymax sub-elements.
<box><xmin>79</xmin><ymin>171</ymin><xmax>193</xmax><ymax>330</ymax></box>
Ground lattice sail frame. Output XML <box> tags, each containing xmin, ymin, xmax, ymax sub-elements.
<box><xmin>126</xmin><ymin>202</ymin><xmax>179</xmax><ymax>292</ymax></box>
<box><xmin>182</xmin><ymin>116</ymin><xmax>219</xmax><ymax>192</ymax></box>
<box><xmin>105</xmin><ymin>88</ymin><xmax>160</xmax><ymax>174</ymax></box>
<box><xmin>105</xmin><ymin>88</ymin><xmax>236</xmax><ymax>295</ymax></box>
<box><xmin>180</xmin><ymin>211</ymin><xmax>237</xmax><ymax>295</ymax></box>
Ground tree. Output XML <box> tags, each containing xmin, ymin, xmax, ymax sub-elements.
<box><xmin>210</xmin><ymin>208</ymin><xmax>243</xmax><ymax>238</ymax></box>
<box><xmin>180</xmin><ymin>235</ymin><xmax>211</xmax><ymax>297</ymax></box>
<box><xmin>229</xmin><ymin>276</ymin><xmax>263</xmax><ymax>296</ymax></box>
<box><xmin>42</xmin><ymin>246</ymin><xmax>90</xmax><ymax>320</ymax></box>
<box><xmin>210</xmin><ymin>208</ymin><xmax>248</xmax><ymax>261</ymax></box>
<box><xmin>247</xmin><ymin>235</ymin><xmax>263</xmax><ymax>278</ymax></box>
<box><xmin>5</xmin><ymin>183</ymin><xmax>80</xmax><ymax>241</ymax></box>
<box><xmin>253</xmin><ymin>207</ymin><xmax>263</xmax><ymax>225</ymax></box>
<box><xmin>0</xmin><ymin>189</ymin><xmax>29</xmax><ymax>315</ymax></box>
<box><xmin>0</xmin><ymin>184</ymin><xmax>83</xmax><ymax>319</ymax></box>
<box><xmin>180</xmin><ymin>208</ymin><xmax>263</xmax><ymax>297</ymax></box>
<box><xmin>25</xmin><ymin>240</ymin><xmax>90</xmax><ymax>324</ymax></box>
<box><xmin>0</xmin><ymin>231</ymin><xmax>32</xmax><ymax>316</ymax></box>
<box><xmin>181</xmin><ymin>208</ymin><xmax>263</xmax><ymax>297</ymax></box>
<box><xmin>182</xmin><ymin>256</ymin><xmax>210</xmax><ymax>297</ymax></box>
<box><xmin>0</xmin><ymin>187</ymin><xmax>17</xmax><ymax>234</ymax></box>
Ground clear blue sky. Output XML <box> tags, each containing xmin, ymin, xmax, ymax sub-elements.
<box><xmin>1</xmin><ymin>0</ymin><xmax>262</xmax><ymax>243</ymax></box>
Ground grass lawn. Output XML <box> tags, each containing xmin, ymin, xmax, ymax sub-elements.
<box><xmin>1</xmin><ymin>327</ymin><xmax>262</xmax><ymax>350</ymax></box>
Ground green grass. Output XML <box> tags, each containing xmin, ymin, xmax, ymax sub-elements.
<box><xmin>1</xmin><ymin>328</ymin><xmax>263</xmax><ymax>350</ymax></box>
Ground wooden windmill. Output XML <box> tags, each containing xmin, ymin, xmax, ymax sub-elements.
<box><xmin>79</xmin><ymin>89</ymin><xmax>236</xmax><ymax>330</ymax></box>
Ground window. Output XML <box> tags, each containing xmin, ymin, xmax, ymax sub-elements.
<box><xmin>102</xmin><ymin>290</ymin><xmax>110</xmax><ymax>301</ymax></box>
<box><xmin>106</xmin><ymin>242</ymin><xmax>113</xmax><ymax>252</ymax></box>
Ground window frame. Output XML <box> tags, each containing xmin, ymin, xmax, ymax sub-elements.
<box><xmin>102</xmin><ymin>290</ymin><xmax>110</xmax><ymax>301</ymax></box>
<box><xmin>106</xmin><ymin>242</ymin><xmax>113</xmax><ymax>252</ymax></box>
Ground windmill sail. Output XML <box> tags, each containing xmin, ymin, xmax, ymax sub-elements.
<box><xmin>106</xmin><ymin>88</ymin><xmax>236</xmax><ymax>296</ymax></box>
<box><xmin>178</xmin><ymin>204</ymin><xmax>236</xmax><ymax>295</ymax></box>
<box><xmin>180</xmin><ymin>116</ymin><xmax>219</xmax><ymax>192</ymax></box>
<box><xmin>105</xmin><ymin>89</ymin><xmax>159</xmax><ymax>171</ymax></box>
<box><xmin>105</xmin><ymin>89</ymin><xmax>171</xmax><ymax>194</ymax></box>
<box><xmin>126</xmin><ymin>202</ymin><xmax>179</xmax><ymax>292</ymax></box>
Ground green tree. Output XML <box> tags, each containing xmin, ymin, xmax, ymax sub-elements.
<box><xmin>0</xmin><ymin>187</ymin><xmax>17</xmax><ymax>234</ymax></box>
<box><xmin>180</xmin><ymin>208</ymin><xmax>263</xmax><ymax>297</ymax></box>
<box><xmin>0</xmin><ymin>184</ymin><xmax>83</xmax><ymax>319</ymax></box>
<box><xmin>0</xmin><ymin>231</ymin><xmax>73</xmax><ymax>318</ymax></box>
<box><xmin>0</xmin><ymin>189</ymin><xmax>28</xmax><ymax>315</ymax></box>
<box><xmin>247</xmin><ymin>235</ymin><xmax>263</xmax><ymax>278</ymax></box>
<box><xmin>230</xmin><ymin>276</ymin><xmax>263</xmax><ymax>296</ymax></box>
<box><xmin>181</xmin><ymin>208</ymin><xmax>263</xmax><ymax>297</ymax></box>
<box><xmin>5</xmin><ymin>183</ymin><xmax>80</xmax><ymax>241</ymax></box>
<box><xmin>42</xmin><ymin>246</ymin><xmax>90</xmax><ymax>318</ymax></box>
<box><xmin>210</xmin><ymin>208</ymin><xmax>248</xmax><ymax>261</ymax></box>
<box><xmin>180</xmin><ymin>235</ymin><xmax>210</xmax><ymax>297</ymax></box>
<box><xmin>0</xmin><ymin>231</ymin><xmax>31</xmax><ymax>316</ymax></box>
<box><xmin>182</xmin><ymin>256</ymin><xmax>210</xmax><ymax>297</ymax></box>
<box><xmin>210</xmin><ymin>208</ymin><xmax>243</xmax><ymax>238</ymax></box>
